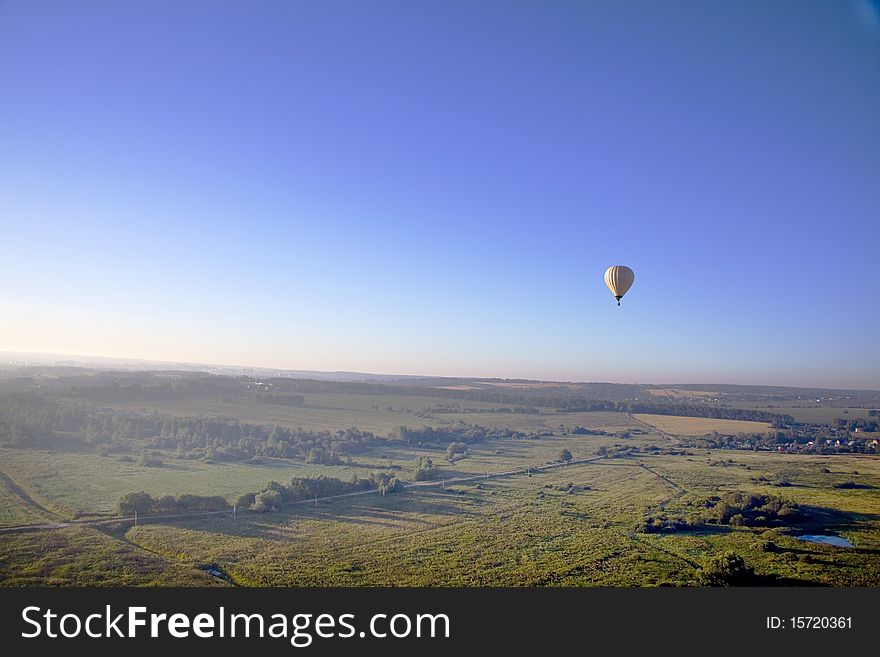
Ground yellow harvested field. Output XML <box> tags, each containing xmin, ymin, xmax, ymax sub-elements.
<box><xmin>633</xmin><ymin>413</ymin><xmax>772</xmax><ymax>436</ymax></box>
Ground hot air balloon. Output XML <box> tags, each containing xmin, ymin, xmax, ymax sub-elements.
<box><xmin>604</xmin><ymin>265</ymin><xmax>634</xmax><ymax>306</ymax></box>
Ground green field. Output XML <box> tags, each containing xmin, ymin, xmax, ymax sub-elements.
<box><xmin>0</xmin><ymin>427</ymin><xmax>627</xmax><ymax>519</ymax></box>
<box><xmin>2</xmin><ymin>383</ymin><xmax>879</xmax><ymax>587</ymax></box>
<box><xmin>3</xmin><ymin>449</ymin><xmax>877</xmax><ymax>587</ymax></box>
<box><xmin>103</xmin><ymin>393</ymin><xmax>512</xmax><ymax>435</ymax></box>
<box><xmin>731</xmin><ymin>403</ymin><xmax>878</xmax><ymax>425</ymax></box>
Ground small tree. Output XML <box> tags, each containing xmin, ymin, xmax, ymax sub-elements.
<box><xmin>446</xmin><ymin>442</ymin><xmax>468</xmax><ymax>460</ymax></box>
<box><xmin>559</xmin><ymin>448</ymin><xmax>573</xmax><ymax>463</ymax></box>
<box><xmin>118</xmin><ymin>491</ymin><xmax>154</xmax><ymax>516</ymax></box>
<box><xmin>414</xmin><ymin>456</ymin><xmax>435</xmax><ymax>481</ymax></box>
<box><xmin>698</xmin><ymin>552</ymin><xmax>756</xmax><ymax>586</ymax></box>
<box><xmin>236</xmin><ymin>492</ymin><xmax>256</xmax><ymax>509</ymax></box>
<box><xmin>137</xmin><ymin>450</ymin><xmax>162</xmax><ymax>467</ymax></box>
<box><xmin>251</xmin><ymin>489</ymin><xmax>282</xmax><ymax>512</ymax></box>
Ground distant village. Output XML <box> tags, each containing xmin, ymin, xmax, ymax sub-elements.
<box><xmin>688</xmin><ymin>416</ymin><xmax>880</xmax><ymax>454</ymax></box>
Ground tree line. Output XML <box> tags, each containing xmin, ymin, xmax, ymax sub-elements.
<box><xmin>118</xmin><ymin>471</ymin><xmax>414</xmax><ymax>517</ymax></box>
<box><xmin>0</xmin><ymin>392</ymin><xmax>536</xmax><ymax>464</ymax></box>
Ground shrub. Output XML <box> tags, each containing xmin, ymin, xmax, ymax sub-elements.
<box><xmin>137</xmin><ymin>450</ymin><xmax>163</xmax><ymax>467</ymax></box>
<box><xmin>251</xmin><ymin>489</ymin><xmax>282</xmax><ymax>512</ymax></box>
<box><xmin>236</xmin><ymin>492</ymin><xmax>256</xmax><ymax>509</ymax></box>
<box><xmin>118</xmin><ymin>491</ymin><xmax>154</xmax><ymax>516</ymax></box>
<box><xmin>414</xmin><ymin>456</ymin><xmax>435</xmax><ymax>481</ymax></box>
<box><xmin>698</xmin><ymin>552</ymin><xmax>756</xmax><ymax>586</ymax></box>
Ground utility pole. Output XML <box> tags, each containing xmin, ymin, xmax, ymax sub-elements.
<box><xmin>233</xmin><ymin>503</ymin><xmax>236</xmax><ymax>520</ymax></box>
<box><xmin>134</xmin><ymin>510</ymin><xmax>137</xmax><ymax>528</ymax></box>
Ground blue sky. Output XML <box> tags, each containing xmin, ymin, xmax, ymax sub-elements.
<box><xmin>1</xmin><ymin>1</ymin><xmax>879</xmax><ymax>388</ymax></box>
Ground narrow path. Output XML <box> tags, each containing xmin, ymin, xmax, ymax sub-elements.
<box><xmin>627</xmin><ymin>413</ymin><xmax>678</xmax><ymax>443</ymax></box>
<box><xmin>636</xmin><ymin>461</ymin><xmax>686</xmax><ymax>492</ymax></box>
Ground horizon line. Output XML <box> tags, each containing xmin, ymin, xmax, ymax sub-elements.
<box><xmin>2</xmin><ymin>349</ymin><xmax>879</xmax><ymax>395</ymax></box>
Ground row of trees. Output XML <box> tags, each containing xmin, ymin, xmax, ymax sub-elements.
<box><xmin>561</xmin><ymin>400</ymin><xmax>794</xmax><ymax>424</ymax></box>
<box><xmin>118</xmin><ymin>492</ymin><xmax>229</xmax><ymax>516</ymax></box>
<box><xmin>119</xmin><ymin>450</ymin><xmax>443</xmax><ymax>518</ymax></box>
<box><xmin>393</xmin><ymin>424</ymin><xmax>527</xmax><ymax>445</ymax></box>
<box><xmin>239</xmin><ymin>472</ymin><xmax>407</xmax><ymax>513</ymax></box>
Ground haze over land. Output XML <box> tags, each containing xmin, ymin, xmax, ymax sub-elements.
<box><xmin>3</xmin><ymin>350</ymin><xmax>880</xmax><ymax>394</ymax></box>
<box><xmin>2</xmin><ymin>2</ymin><xmax>880</xmax><ymax>388</ymax></box>
<box><xmin>1</xmin><ymin>2</ymin><xmax>879</xmax><ymax>589</ymax></box>
<box><xmin>1</xmin><ymin>362</ymin><xmax>878</xmax><ymax>587</ymax></box>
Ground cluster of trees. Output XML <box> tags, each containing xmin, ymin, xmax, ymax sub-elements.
<box><xmin>0</xmin><ymin>393</ymin><xmax>88</xmax><ymax>447</ymax></box>
<box><xmin>137</xmin><ymin>450</ymin><xmax>163</xmax><ymax>467</ymax></box>
<box><xmin>151</xmin><ymin>420</ymin><xmax>376</xmax><ymax>462</ymax></box>
<box><xmin>373</xmin><ymin>472</ymin><xmax>406</xmax><ymax>495</ymax></box>
<box><xmin>417</xmin><ymin>404</ymin><xmax>541</xmax><ymax>417</ymax></box>
<box><xmin>239</xmin><ymin>472</ymin><xmax>406</xmax><ymax>513</ymax></box>
<box><xmin>445</xmin><ymin>441</ymin><xmax>468</xmax><ymax>460</ymax></box>
<box><xmin>570</xmin><ymin>426</ymin><xmax>611</xmax><ymax>436</ymax></box>
<box><xmin>836</xmin><ymin>417</ymin><xmax>880</xmax><ymax>432</ymax></box>
<box><xmin>393</xmin><ymin>423</ymin><xmax>526</xmax><ymax>445</ymax></box>
<box><xmin>637</xmin><ymin>492</ymin><xmax>802</xmax><ymax>533</ymax></box>
<box><xmin>0</xmin><ymin>393</ymin><xmax>381</xmax><ymax>462</ymax></box>
<box><xmin>698</xmin><ymin>552</ymin><xmax>757</xmax><ymax>586</ymax></box>
<box><xmin>595</xmin><ymin>445</ymin><xmax>637</xmax><ymax>458</ymax></box>
<box><xmin>1</xmin><ymin>393</ymin><xmax>544</xmax><ymax>469</ymax></box>
<box><xmin>413</xmin><ymin>457</ymin><xmax>435</xmax><ymax>481</ymax></box>
<box><xmin>118</xmin><ymin>491</ymin><xmax>229</xmax><ymax>516</ymax></box>
<box><xmin>119</xmin><ymin>469</ymin><xmax>416</xmax><ymax>519</ymax></box>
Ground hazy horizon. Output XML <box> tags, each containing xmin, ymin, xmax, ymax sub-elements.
<box><xmin>2</xmin><ymin>1</ymin><xmax>879</xmax><ymax>389</ymax></box>
<box><xmin>3</xmin><ymin>348</ymin><xmax>880</xmax><ymax>393</ymax></box>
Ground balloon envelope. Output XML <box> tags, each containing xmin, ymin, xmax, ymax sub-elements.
<box><xmin>604</xmin><ymin>266</ymin><xmax>635</xmax><ymax>304</ymax></box>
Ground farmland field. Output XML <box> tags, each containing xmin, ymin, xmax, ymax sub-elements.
<box><xmin>101</xmin><ymin>393</ymin><xmax>491</xmax><ymax>435</ymax></box>
<box><xmin>2</xmin><ymin>449</ymin><xmax>878</xmax><ymax>587</ymax></box>
<box><xmin>1</xmin><ymin>371</ymin><xmax>879</xmax><ymax>587</ymax></box>
<box><xmin>728</xmin><ymin>403</ymin><xmax>879</xmax><ymax>425</ymax></box>
<box><xmin>633</xmin><ymin>414</ymin><xmax>772</xmax><ymax>436</ymax></box>
<box><xmin>0</xmin><ymin>426</ymin><xmax>627</xmax><ymax>519</ymax></box>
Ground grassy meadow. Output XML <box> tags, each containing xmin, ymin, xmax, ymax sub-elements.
<box><xmin>1</xmin><ymin>383</ymin><xmax>879</xmax><ymax>586</ymax></box>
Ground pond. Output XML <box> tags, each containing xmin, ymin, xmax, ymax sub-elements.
<box><xmin>795</xmin><ymin>534</ymin><xmax>854</xmax><ymax>548</ymax></box>
<box><xmin>199</xmin><ymin>563</ymin><xmax>236</xmax><ymax>584</ymax></box>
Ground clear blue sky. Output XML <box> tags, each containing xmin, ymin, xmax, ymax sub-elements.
<box><xmin>1</xmin><ymin>1</ymin><xmax>879</xmax><ymax>388</ymax></box>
